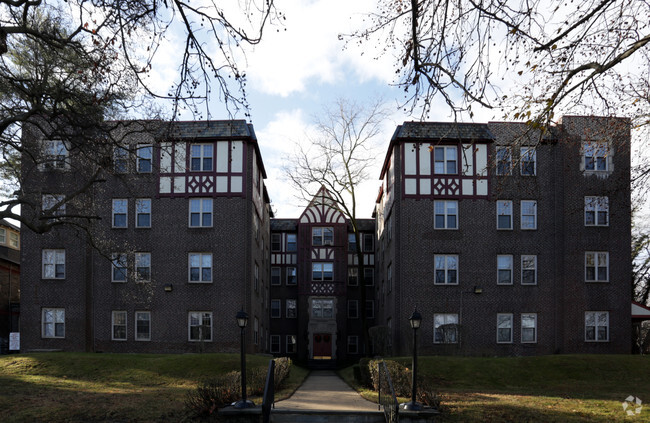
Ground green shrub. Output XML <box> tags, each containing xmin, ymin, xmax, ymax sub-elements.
<box><xmin>358</xmin><ymin>357</ymin><xmax>372</xmax><ymax>388</ymax></box>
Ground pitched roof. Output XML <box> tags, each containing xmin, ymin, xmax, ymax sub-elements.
<box><xmin>395</xmin><ymin>121</ymin><xmax>493</xmax><ymax>141</ymax></box>
<box><xmin>167</xmin><ymin>120</ymin><xmax>253</xmax><ymax>139</ymax></box>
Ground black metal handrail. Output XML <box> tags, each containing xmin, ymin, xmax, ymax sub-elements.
<box><xmin>378</xmin><ymin>360</ymin><xmax>399</xmax><ymax>423</ymax></box>
<box><xmin>262</xmin><ymin>359</ymin><xmax>275</xmax><ymax>423</ymax></box>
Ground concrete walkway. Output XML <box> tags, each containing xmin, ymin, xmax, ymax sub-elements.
<box><xmin>274</xmin><ymin>370</ymin><xmax>378</xmax><ymax>411</ymax></box>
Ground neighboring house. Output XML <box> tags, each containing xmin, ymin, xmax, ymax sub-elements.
<box><xmin>19</xmin><ymin>115</ymin><xmax>632</xmax><ymax>359</ymax></box>
<box><xmin>0</xmin><ymin>219</ymin><xmax>20</xmax><ymax>354</ymax></box>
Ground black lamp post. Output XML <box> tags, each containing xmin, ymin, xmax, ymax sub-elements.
<box><xmin>401</xmin><ymin>307</ymin><xmax>423</xmax><ymax>411</ymax></box>
<box><xmin>234</xmin><ymin>310</ymin><xmax>254</xmax><ymax>408</ymax></box>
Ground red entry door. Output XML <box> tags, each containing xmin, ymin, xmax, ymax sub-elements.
<box><xmin>313</xmin><ymin>333</ymin><xmax>332</xmax><ymax>359</ymax></box>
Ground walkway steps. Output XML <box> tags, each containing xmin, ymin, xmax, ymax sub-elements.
<box><xmin>270</xmin><ymin>409</ymin><xmax>384</xmax><ymax>423</ymax></box>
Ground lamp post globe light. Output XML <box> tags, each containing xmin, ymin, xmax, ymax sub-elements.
<box><xmin>234</xmin><ymin>310</ymin><xmax>254</xmax><ymax>408</ymax></box>
<box><xmin>401</xmin><ymin>307</ymin><xmax>423</xmax><ymax>411</ymax></box>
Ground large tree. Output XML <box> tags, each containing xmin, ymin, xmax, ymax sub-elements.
<box><xmin>283</xmin><ymin>98</ymin><xmax>389</xmax><ymax>354</ymax></box>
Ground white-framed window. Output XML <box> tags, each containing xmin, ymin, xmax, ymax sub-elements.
<box><xmin>190</xmin><ymin>143</ymin><xmax>213</xmax><ymax>171</ymax></box>
<box><xmin>585</xmin><ymin>311</ymin><xmax>609</xmax><ymax>342</ymax></box>
<box><xmin>112</xmin><ymin>310</ymin><xmax>127</xmax><ymax>341</ymax></box>
<box><xmin>135</xmin><ymin>199</ymin><xmax>151</xmax><ymax>228</ymax></box>
<box><xmin>312</xmin><ymin>263</ymin><xmax>333</xmax><ymax>281</ymax></box>
<box><xmin>270</xmin><ymin>335</ymin><xmax>281</xmax><ymax>353</ymax></box>
<box><xmin>496</xmin><ymin>200</ymin><xmax>513</xmax><ymax>230</ymax></box>
<box><xmin>112</xmin><ymin>199</ymin><xmax>128</xmax><ymax>228</ymax></box>
<box><xmin>42</xmin><ymin>308</ymin><xmax>65</xmax><ymax>338</ymax></box>
<box><xmin>189</xmin><ymin>253</ymin><xmax>212</xmax><ymax>283</ymax></box>
<box><xmin>585</xmin><ymin>252</ymin><xmax>609</xmax><ymax>282</ymax></box>
<box><xmin>434</xmin><ymin>313</ymin><xmax>458</xmax><ymax>344</ymax></box>
<box><xmin>189</xmin><ymin>198</ymin><xmax>213</xmax><ymax>227</ymax></box>
<box><xmin>114</xmin><ymin>146</ymin><xmax>129</xmax><ymax>173</ymax></box>
<box><xmin>348</xmin><ymin>336</ymin><xmax>359</xmax><ymax>354</ymax></box>
<box><xmin>254</xmin><ymin>263</ymin><xmax>259</xmax><ymax>291</ymax></box>
<box><xmin>254</xmin><ymin>318</ymin><xmax>259</xmax><ymax>345</ymax></box>
<box><xmin>364</xmin><ymin>268</ymin><xmax>374</xmax><ymax>286</ymax></box>
<box><xmin>363</xmin><ymin>234</ymin><xmax>374</xmax><ymax>252</ymax></box>
<box><xmin>286</xmin><ymin>299</ymin><xmax>297</xmax><ymax>318</ymax></box>
<box><xmin>312</xmin><ymin>299</ymin><xmax>334</xmax><ymax>318</ymax></box>
<box><xmin>348</xmin><ymin>300</ymin><xmax>359</xmax><ymax>319</ymax></box>
<box><xmin>434</xmin><ymin>255</ymin><xmax>458</xmax><ymax>285</ymax></box>
<box><xmin>42</xmin><ymin>249</ymin><xmax>65</xmax><ymax>279</ymax></box>
<box><xmin>9</xmin><ymin>232</ymin><xmax>18</xmax><ymax>248</ymax></box>
<box><xmin>521</xmin><ymin>313</ymin><xmax>537</xmax><ymax>343</ymax></box>
<box><xmin>520</xmin><ymin>200</ymin><xmax>537</xmax><ymax>230</ymax></box>
<box><xmin>188</xmin><ymin>311</ymin><xmax>212</xmax><ymax>341</ymax></box>
<box><xmin>521</xmin><ymin>255</ymin><xmax>537</xmax><ymax>285</ymax></box>
<box><xmin>434</xmin><ymin>200</ymin><xmax>458</xmax><ymax>229</ymax></box>
<box><xmin>312</xmin><ymin>227</ymin><xmax>334</xmax><ymax>246</ymax></box>
<box><xmin>111</xmin><ymin>253</ymin><xmax>127</xmax><ymax>282</ymax></box>
<box><xmin>583</xmin><ymin>141</ymin><xmax>608</xmax><ymax>172</ymax></box>
<box><xmin>42</xmin><ymin>140</ymin><xmax>69</xmax><ymax>170</ymax></box>
<box><xmin>348</xmin><ymin>233</ymin><xmax>358</xmax><ymax>252</ymax></box>
<box><xmin>585</xmin><ymin>196</ymin><xmax>609</xmax><ymax>226</ymax></box>
<box><xmin>42</xmin><ymin>194</ymin><xmax>66</xmax><ymax>217</ymax></box>
<box><xmin>434</xmin><ymin>146</ymin><xmax>457</xmax><ymax>174</ymax></box>
<box><xmin>271</xmin><ymin>267</ymin><xmax>281</xmax><ymax>285</ymax></box>
<box><xmin>135</xmin><ymin>311</ymin><xmax>151</xmax><ymax>341</ymax></box>
<box><xmin>496</xmin><ymin>146</ymin><xmax>512</xmax><ymax>176</ymax></box>
<box><xmin>286</xmin><ymin>335</ymin><xmax>297</xmax><ymax>353</ymax></box>
<box><xmin>271</xmin><ymin>234</ymin><xmax>282</xmax><ymax>251</ymax></box>
<box><xmin>287</xmin><ymin>267</ymin><xmax>297</xmax><ymax>285</ymax></box>
<box><xmin>348</xmin><ymin>268</ymin><xmax>358</xmax><ymax>286</ymax></box>
<box><xmin>286</xmin><ymin>234</ymin><xmax>297</xmax><ymax>252</ymax></box>
<box><xmin>497</xmin><ymin>313</ymin><xmax>513</xmax><ymax>343</ymax></box>
<box><xmin>366</xmin><ymin>300</ymin><xmax>375</xmax><ymax>318</ymax></box>
<box><xmin>520</xmin><ymin>147</ymin><xmax>536</xmax><ymax>176</ymax></box>
<box><xmin>0</xmin><ymin>228</ymin><xmax>5</xmax><ymax>244</ymax></box>
<box><xmin>135</xmin><ymin>252</ymin><xmax>151</xmax><ymax>282</ymax></box>
<box><xmin>497</xmin><ymin>255</ymin><xmax>513</xmax><ymax>285</ymax></box>
<box><xmin>271</xmin><ymin>299</ymin><xmax>281</xmax><ymax>318</ymax></box>
<box><xmin>137</xmin><ymin>144</ymin><xmax>153</xmax><ymax>173</ymax></box>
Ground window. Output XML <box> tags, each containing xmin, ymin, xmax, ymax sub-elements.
<box><xmin>271</xmin><ymin>234</ymin><xmax>282</xmax><ymax>251</ymax></box>
<box><xmin>348</xmin><ymin>268</ymin><xmax>358</xmax><ymax>286</ymax></box>
<box><xmin>254</xmin><ymin>263</ymin><xmax>259</xmax><ymax>291</ymax></box>
<box><xmin>42</xmin><ymin>308</ymin><xmax>65</xmax><ymax>338</ymax></box>
<box><xmin>434</xmin><ymin>200</ymin><xmax>458</xmax><ymax>229</ymax></box>
<box><xmin>9</xmin><ymin>232</ymin><xmax>18</xmax><ymax>248</ymax></box>
<box><xmin>497</xmin><ymin>255</ymin><xmax>513</xmax><ymax>285</ymax></box>
<box><xmin>435</xmin><ymin>255</ymin><xmax>458</xmax><ymax>285</ymax></box>
<box><xmin>312</xmin><ymin>227</ymin><xmax>334</xmax><ymax>246</ymax></box>
<box><xmin>42</xmin><ymin>249</ymin><xmax>65</xmax><ymax>279</ymax></box>
<box><xmin>135</xmin><ymin>199</ymin><xmax>151</xmax><ymax>228</ymax></box>
<box><xmin>366</xmin><ymin>300</ymin><xmax>375</xmax><ymax>318</ymax></box>
<box><xmin>0</xmin><ymin>228</ymin><xmax>5</xmax><ymax>244</ymax></box>
<box><xmin>286</xmin><ymin>234</ymin><xmax>297</xmax><ymax>252</ymax></box>
<box><xmin>43</xmin><ymin>194</ymin><xmax>65</xmax><ymax>217</ymax></box>
<box><xmin>137</xmin><ymin>144</ymin><xmax>152</xmax><ymax>173</ymax></box>
<box><xmin>286</xmin><ymin>299</ymin><xmax>297</xmax><ymax>318</ymax></box>
<box><xmin>520</xmin><ymin>200</ymin><xmax>537</xmax><ymax>230</ymax></box>
<box><xmin>287</xmin><ymin>267</ymin><xmax>297</xmax><ymax>285</ymax></box>
<box><xmin>112</xmin><ymin>199</ymin><xmax>128</xmax><ymax>228</ymax></box>
<box><xmin>254</xmin><ymin>318</ymin><xmax>259</xmax><ymax>345</ymax></box>
<box><xmin>496</xmin><ymin>200</ymin><xmax>513</xmax><ymax>230</ymax></box>
<box><xmin>190</xmin><ymin>144</ymin><xmax>213</xmax><ymax>171</ymax></box>
<box><xmin>387</xmin><ymin>263</ymin><xmax>392</xmax><ymax>293</ymax></box>
<box><xmin>111</xmin><ymin>253</ymin><xmax>127</xmax><ymax>282</ymax></box>
<box><xmin>189</xmin><ymin>198</ymin><xmax>212</xmax><ymax>227</ymax></box>
<box><xmin>583</xmin><ymin>141</ymin><xmax>608</xmax><ymax>171</ymax></box>
<box><xmin>348</xmin><ymin>300</ymin><xmax>359</xmax><ymax>319</ymax></box>
<box><xmin>271</xmin><ymin>267</ymin><xmax>281</xmax><ymax>285</ymax></box>
<box><xmin>188</xmin><ymin>312</ymin><xmax>212</xmax><ymax>341</ymax></box>
<box><xmin>112</xmin><ymin>311</ymin><xmax>127</xmax><ymax>341</ymax></box>
<box><xmin>497</xmin><ymin>313</ymin><xmax>513</xmax><ymax>343</ymax></box>
<box><xmin>585</xmin><ymin>252</ymin><xmax>608</xmax><ymax>282</ymax></box>
<box><xmin>521</xmin><ymin>313</ymin><xmax>537</xmax><ymax>343</ymax></box>
<box><xmin>364</xmin><ymin>268</ymin><xmax>374</xmax><ymax>286</ymax></box>
<box><xmin>312</xmin><ymin>299</ymin><xmax>333</xmax><ymax>318</ymax></box>
<box><xmin>363</xmin><ymin>234</ymin><xmax>374</xmax><ymax>252</ymax></box>
<box><xmin>434</xmin><ymin>313</ymin><xmax>458</xmax><ymax>344</ymax></box>
<box><xmin>521</xmin><ymin>255</ymin><xmax>537</xmax><ymax>285</ymax></box>
<box><xmin>135</xmin><ymin>311</ymin><xmax>151</xmax><ymax>341</ymax></box>
<box><xmin>42</xmin><ymin>140</ymin><xmax>68</xmax><ymax>170</ymax></box>
<box><xmin>286</xmin><ymin>335</ymin><xmax>297</xmax><ymax>353</ymax></box>
<box><xmin>189</xmin><ymin>253</ymin><xmax>212</xmax><ymax>283</ymax></box>
<box><xmin>271</xmin><ymin>300</ymin><xmax>281</xmax><ymax>318</ymax></box>
<box><xmin>135</xmin><ymin>253</ymin><xmax>151</xmax><ymax>282</ymax></box>
<box><xmin>434</xmin><ymin>146</ymin><xmax>457</xmax><ymax>174</ymax></box>
<box><xmin>114</xmin><ymin>146</ymin><xmax>128</xmax><ymax>173</ymax></box>
<box><xmin>270</xmin><ymin>335</ymin><xmax>281</xmax><ymax>353</ymax></box>
<box><xmin>520</xmin><ymin>147</ymin><xmax>536</xmax><ymax>176</ymax></box>
<box><xmin>496</xmin><ymin>146</ymin><xmax>512</xmax><ymax>175</ymax></box>
<box><xmin>312</xmin><ymin>263</ymin><xmax>333</xmax><ymax>281</ymax></box>
<box><xmin>585</xmin><ymin>197</ymin><xmax>609</xmax><ymax>226</ymax></box>
<box><xmin>348</xmin><ymin>233</ymin><xmax>358</xmax><ymax>252</ymax></box>
<box><xmin>585</xmin><ymin>311</ymin><xmax>609</xmax><ymax>342</ymax></box>
<box><xmin>348</xmin><ymin>336</ymin><xmax>359</xmax><ymax>354</ymax></box>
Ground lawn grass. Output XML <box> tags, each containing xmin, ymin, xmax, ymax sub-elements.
<box><xmin>342</xmin><ymin>355</ymin><xmax>650</xmax><ymax>422</ymax></box>
<box><xmin>0</xmin><ymin>353</ymin><xmax>307</xmax><ymax>422</ymax></box>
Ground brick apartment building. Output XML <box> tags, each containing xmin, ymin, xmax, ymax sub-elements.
<box><xmin>0</xmin><ymin>219</ymin><xmax>20</xmax><ymax>353</ymax></box>
<box><xmin>19</xmin><ymin>115</ymin><xmax>632</xmax><ymax>359</ymax></box>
